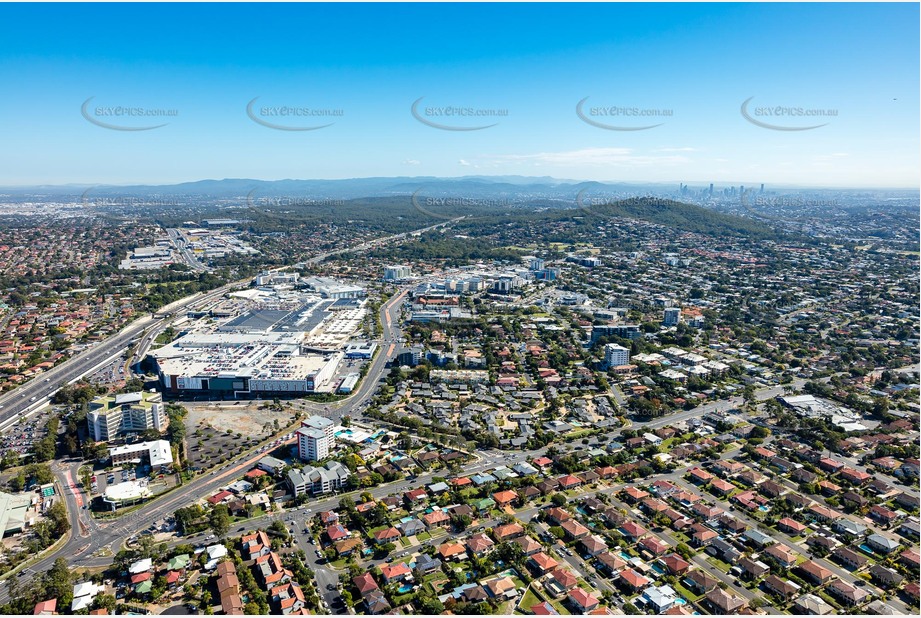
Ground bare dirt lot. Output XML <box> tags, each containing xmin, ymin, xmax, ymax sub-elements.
<box><xmin>184</xmin><ymin>404</ymin><xmax>297</xmax><ymax>469</ymax></box>
<box><xmin>185</xmin><ymin>403</ymin><xmax>296</xmax><ymax>436</ymax></box>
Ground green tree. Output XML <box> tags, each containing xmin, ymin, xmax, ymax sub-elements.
<box><xmin>45</xmin><ymin>558</ymin><xmax>74</xmax><ymax>609</ymax></box>
<box><xmin>418</xmin><ymin>596</ymin><xmax>445</xmax><ymax>614</ymax></box>
<box><xmin>209</xmin><ymin>504</ymin><xmax>230</xmax><ymax>538</ymax></box>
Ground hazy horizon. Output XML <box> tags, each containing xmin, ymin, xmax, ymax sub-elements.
<box><xmin>1</xmin><ymin>174</ymin><xmax>918</xmax><ymax>193</ymax></box>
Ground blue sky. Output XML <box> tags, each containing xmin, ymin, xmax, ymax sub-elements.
<box><xmin>0</xmin><ymin>2</ymin><xmax>917</xmax><ymax>187</ymax></box>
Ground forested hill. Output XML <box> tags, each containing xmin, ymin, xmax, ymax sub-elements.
<box><xmin>571</xmin><ymin>196</ymin><xmax>780</xmax><ymax>238</ymax></box>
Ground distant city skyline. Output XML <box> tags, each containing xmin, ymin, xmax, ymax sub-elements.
<box><xmin>0</xmin><ymin>2</ymin><xmax>917</xmax><ymax>188</ymax></box>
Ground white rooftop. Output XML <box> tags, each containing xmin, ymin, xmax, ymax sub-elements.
<box><xmin>128</xmin><ymin>558</ymin><xmax>153</xmax><ymax>574</ymax></box>
<box><xmin>105</xmin><ymin>480</ymin><xmax>152</xmax><ymax>503</ymax></box>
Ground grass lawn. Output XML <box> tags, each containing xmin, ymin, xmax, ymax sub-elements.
<box><xmin>329</xmin><ymin>557</ymin><xmax>349</xmax><ymax>570</ymax></box>
<box><xmin>660</xmin><ymin>437</ymin><xmax>681</xmax><ymax>450</ymax></box>
<box><xmin>231</xmin><ymin>506</ymin><xmax>266</xmax><ymax>522</ymax></box>
<box><xmin>673</xmin><ymin>581</ymin><xmax>701</xmax><ymax>602</ymax></box>
<box><xmin>391</xmin><ymin>590</ymin><xmax>417</xmax><ymax>606</ymax></box>
<box><xmin>425</xmin><ymin>573</ymin><xmax>449</xmax><ymax>586</ymax></box>
<box><xmin>817</xmin><ymin>590</ymin><xmax>843</xmax><ymax>610</ymax></box>
<box><xmin>400</xmin><ymin>537</ymin><xmax>411</xmax><ymax>548</ymax></box>
<box><xmin>549</xmin><ymin>598</ymin><xmax>572</xmax><ymax>615</ymax></box>
<box><xmin>706</xmin><ymin>556</ymin><xmax>732</xmax><ymax>573</ymax></box>
<box><xmin>520</xmin><ymin>587</ymin><xmax>544</xmax><ymax>612</ymax></box>
<box><xmin>416</xmin><ymin>531</ymin><xmax>431</xmax><ymax>542</ymax></box>
<box><xmin>428</xmin><ymin>528</ymin><xmax>448</xmax><ymax>540</ymax></box>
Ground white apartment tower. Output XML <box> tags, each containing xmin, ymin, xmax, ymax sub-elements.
<box><xmin>383</xmin><ymin>265</ymin><xmax>412</xmax><ymax>281</ymax></box>
<box><xmin>663</xmin><ymin>307</ymin><xmax>682</xmax><ymax>326</ymax></box>
<box><xmin>604</xmin><ymin>343</ymin><xmax>630</xmax><ymax>369</ymax></box>
<box><xmin>297</xmin><ymin>415</ymin><xmax>335</xmax><ymax>461</ymax></box>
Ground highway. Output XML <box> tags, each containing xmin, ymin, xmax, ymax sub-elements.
<box><xmin>0</xmin><ymin>288</ymin><xmax>228</xmax><ymax>433</ymax></box>
<box><xmin>166</xmin><ymin>228</ymin><xmax>208</xmax><ymax>273</ymax></box>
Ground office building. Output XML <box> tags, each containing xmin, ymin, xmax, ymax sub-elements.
<box><xmin>87</xmin><ymin>391</ymin><xmax>165</xmax><ymax>442</ymax></box>
<box><xmin>108</xmin><ymin>440</ymin><xmax>173</xmax><ymax>470</ymax></box>
<box><xmin>396</xmin><ymin>346</ymin><xmax>424</xmax><ymax>367</ymax></box>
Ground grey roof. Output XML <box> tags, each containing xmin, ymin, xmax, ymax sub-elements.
<box><xmin>743</xmin><ymin>528</ymin><xmax>774</xmax><ymax>546</ymax></box>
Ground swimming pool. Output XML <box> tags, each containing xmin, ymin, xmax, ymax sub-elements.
<box><xmin>397</xmin><ymin>584</ymin><xmax>413</xmax><ymax>594</ymax></box>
